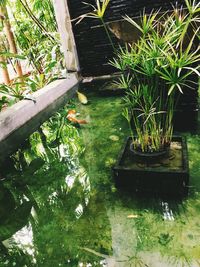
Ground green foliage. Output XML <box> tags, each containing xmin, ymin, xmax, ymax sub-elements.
<box><xmin>111</xmin><ymin>0</ymin><xmax>200</xmax><ymax>153</ymax></box>
<box><xmin>76</xmin><ymin>0</ymin><xmax>115</xmax><ymax>50</ymax></box>
<box><xmin>75</xmin><ymin>0</ymin><xmax>111</xmax><ymax>22</ymax></box>
<box><xmin>0</xmin><ymin>96</ymin><xmax>8</xmax><ymax>111</ymax></box>
<box><xmin>124</xmin><ymin>9</ymin><xmax>159</xmax><ymax>37</ymax></box>
<box><xmin>0</xmin><ymin>0</ymin><xmax>7</xmax><ymax>6</ymax></box>
<box><xmin>12</xmin><ymin>0</ymin><xmax>63</xmax><ymax>73</ymax></box>
<box><xmin>0</xmin><ymin>0</ymin><xmax>65</xmax><ymax>109</ymax></box>
<box><xmin>0</xmin><ymin>51</ymin><xmax>26</xmax><ymax>60</ymax></box>
<box><xmin>0</xmin><ymin>100</ymin><xmax>114</xmax><ymax>266</ymax></box>
<box><xmin>0</xmin><ymin>70</ymin><xmax>59</xmax><ymax>109</ymax></box>
<box><xmin>0</xmin><ymin>82</ymin><xmax>25</xmax><ymax>100</ymax></box>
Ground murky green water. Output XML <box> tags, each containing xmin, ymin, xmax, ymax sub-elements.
<box><xmin>0</xmin><ymin>92</ymin><xmax>200</xmax><ymax>267</ymax></box>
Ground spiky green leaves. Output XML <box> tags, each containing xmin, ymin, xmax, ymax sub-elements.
<box><xmin>75</xmin><ymin>0</ymin><xmax>110</xmax><ymax>24</ymax></box>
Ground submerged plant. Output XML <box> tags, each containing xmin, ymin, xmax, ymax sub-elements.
<box><xmin>111</xmin><ymin>0</ymin><xmax>200</xmax><ymax>153</ymax></box>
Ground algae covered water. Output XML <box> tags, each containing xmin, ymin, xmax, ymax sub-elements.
<box><xmin>0</xmin><ymin>92</ymin><xmax>200</xmax><ymax>267</ymax></box>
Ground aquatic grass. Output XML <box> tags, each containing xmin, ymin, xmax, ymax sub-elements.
<box><xmin>76</xmin><ymin>0</ymin><xmax>110</xmax><ymax>21</ymax></box>
<box><xmin>124</xmin><ymin>9</ymin><xmax>161</xmax><ymax>37</ymax></box>
<box><xmin>122</xmin><ymin>107</ymin><xmax>134</xmax><ymax>142</ymax></box>
<box><xmin>124</xmin><ymin>84</ymin><xmax>172</xmax><ymax>152</ymax></box>
<box><xmin>111</xmin><ymin>0</ymin><xmax>200</xmax><ymax>153</ymax></box>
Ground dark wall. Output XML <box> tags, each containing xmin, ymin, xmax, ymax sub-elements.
<box><xmin>68</xmin><ymin>0</ymin><xmax>185</xmax><ymax>77</ymax></box>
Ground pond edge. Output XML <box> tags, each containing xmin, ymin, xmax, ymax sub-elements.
<box><xmin>0</xmin><ymin>73</ymin><xmax>80</xmax><ymax>163</ymax></box>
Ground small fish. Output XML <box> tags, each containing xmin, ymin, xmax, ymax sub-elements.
<box><xmin>67</xmin><ymin>109</ymin><xmax>87</xmax><ymax>124</ymax></box>
<box><xmin>67</xmin><ymin>109</ymin><xmax>76</xmax><ymax>115</ymax></box>
<box><xmin>77</xmin><ymin>91</ymin><xmax>88</xmax><ymax>104</ymax></box>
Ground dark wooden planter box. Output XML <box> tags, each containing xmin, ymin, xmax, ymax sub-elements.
<box><xmin>113</xmin><ymin>136</ymin><xmax>189</xmax><ymax>197</ymax></box>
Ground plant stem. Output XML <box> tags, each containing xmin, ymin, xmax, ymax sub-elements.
<box><xmin>100</xmin><ymin>17</ymin><xmax>115</xmax><ymax>52</ymax></box>
<box><xmin>0</xmin><ymin>5</ymin><xmax>23</xmax><ymax>80</ymax></box>
<box><xmin>19</xmin><ymin>0</ymin><xmax>55</xmax><ymax>43</ymax></box>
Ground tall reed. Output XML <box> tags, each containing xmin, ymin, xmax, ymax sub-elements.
<box><xmin>111</xmin><ymin>1</ymin><xmax>200</xmax><ymax>152</ymax></box>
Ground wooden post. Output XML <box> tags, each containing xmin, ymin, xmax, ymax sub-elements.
<box><xmin>53</xmin><ymin>0</ymin><xmax>80</xmax><ymax>72</ymax></box>
<box><xmin>0</xmin><ymin>5</ymin><xmax>23</xmax><ymax>79</ymax></box>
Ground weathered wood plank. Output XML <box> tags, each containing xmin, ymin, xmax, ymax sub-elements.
<box><xmin>0</xmin><ymin>73</ymin><xmax>80</xmax><ymax>163</ymax></box>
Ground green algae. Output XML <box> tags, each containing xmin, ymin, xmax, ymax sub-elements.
<box><xmin>0</xmin><ymin>92</ymin><xmax>200</xmax><ymax>266</ymax></box>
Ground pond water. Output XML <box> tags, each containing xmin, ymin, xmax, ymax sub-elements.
<box><xmin>0</xmin><ymin>91</ymin><xmax>200</xmax><ymax>267</ymax></box>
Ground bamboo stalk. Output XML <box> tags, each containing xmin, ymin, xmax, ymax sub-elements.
<box><xmin>0</xmin><ymin>10</ymin><xmax>10</xmax><ymax>84</ymax></box>
<box><xmin>0</xmin><ymin>54</ymin><xmax>10</xmax><ymax>85</ymax></box>
<box><xmin>0</xmin><ymin>5</ymin><xmax>23</xmax><ymax>79</ymax></box>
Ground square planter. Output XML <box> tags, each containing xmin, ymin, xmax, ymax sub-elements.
<box><xmin>113</xmin><ymin>136</ymin><xmax>189</xmax><ymax>197</ymax></box>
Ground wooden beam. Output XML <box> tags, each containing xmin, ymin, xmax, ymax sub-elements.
<box><xmin>53</xmin><ymin>0</ymin><xmax>80</xmax><ymax>72</ymax></box>
<box><xmin>0</xmin><ymin>73</ymin><xmax>80</xmax><ymax>163</ymax></box>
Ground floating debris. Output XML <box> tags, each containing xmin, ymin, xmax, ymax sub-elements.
<box><xmin>77</xmin><ymin>91</ymin><xmax>88</xmax><ymax>104</ymax></box>
<box><xmin>81</xmin><ymin>247</ymin><xmax>119</xmax><ymax>267</ymax></box>
<box><xmin>172</xmin><ymin>142</ymin><xmax>181</xmax><ymax>150</ymax></box>
<box><xmin>105</xmin><ymin>158</ymin><xmax>116</xmax><ymax>167</ymax></box>
<box><xmin>169</xmin><ymin>153</ymin><xmax>175</xmax><ymax>160</ymax></box>
<box><xmin>109</xmin><ymin>135</ymin><xmax>119</xmax><ymax>141</ymax></box>
<box><xmin>127</xmin><ymin>214</ymin><xmax>139</xmax><ymax>219</ymax></box>
<box><xmin>161</xmin><ymin>202</ymin><xmax>175</xmax><ymax>221</ymax></box>
<box><xmin>137</xmin><ymin>163</ymin><xmax>146</xmax><ymax>168</ymax></box>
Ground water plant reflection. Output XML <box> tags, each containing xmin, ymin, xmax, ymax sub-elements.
<box><xmin>0</xmin><ymin>95</ymin><xmax>200</xmax><ymax>266</ymax></box>
<box><xmin>0</xmin><ymin>105</ymin><xmax>114</xmax><ymax>266</ymax></box>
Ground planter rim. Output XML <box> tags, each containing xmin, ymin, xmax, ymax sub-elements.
<box><xmin>113</xmin><ymin>135</ymin><xmax>189</xmax><ymax>173</ymax></box>
<box><xmin>113</xmin><ymin>135</ymin><xmax>190</xmax><ymax>196</ymax></box>
<box><xmin>129</xmin><ymin>142</ymin><xmax>169</xmax><ymax>159</ymax></box>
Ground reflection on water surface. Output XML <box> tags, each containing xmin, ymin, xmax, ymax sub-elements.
<box><xmin>0</xmin><ymin>93</ymin><xmax>200</xmax><ymax>267</ymax></box>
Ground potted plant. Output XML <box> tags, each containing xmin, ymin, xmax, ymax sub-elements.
<box><xmin>76</xmin><ymin>0</ymin><xmax>199</xmax><ymax>194</ymax></box>
<box><xmin>111</xmin><ymin>1</ymin><xmax>200</xmax><ymax>195</ymax></box>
